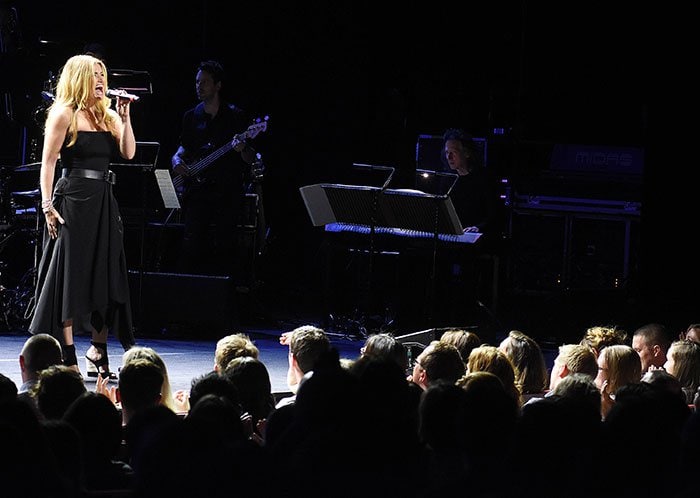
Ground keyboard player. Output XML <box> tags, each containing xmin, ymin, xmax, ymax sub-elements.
<box><xmin>396</xmin><ymin>128</ymin><xmax>505</xmax><ymax>331</ymax></box>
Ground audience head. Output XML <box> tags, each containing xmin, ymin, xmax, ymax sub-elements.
<box><xmin>19</xmin><ymin>333</ymin><xmax>63</xmax><ymax>384</ymax></box>
<box><xmin>62</xmin><ymin>391</ymin><xmax>123</xmax><ymax>467</ymax></box>
<box><xmin>214</xmin><ymin>332</ymin><xmax>259</xmax><ymax>372</ymax></box>
<box><xmin>467</xmin><ymin>345</ymin><xmax>521</xmax><ymax>405</ymax></box>
<box><xmin>641</xmin><ymin>368</ymin><xmax>686</xmax><ymax>403</ymax></box>
<box><xmin>594</xmin><ymin>344</ymin><xmax>641</xmax><ymax>395</ymax></box>
<box><xmin>0</xmin><ymin>373</ymin><xmax>17</xmax><ymax>403</ymax></box>
<box><xmin>34</xmin><ymin>364</ymin><xmax>87</xmax><ymax>420</ymax></box>
<box><xmin>438</xmin><ymin>328</ymin><xmax>481</xmax><ymax>365</ymax></box>
<box><xmin>580</xmin><ymin>325</ymin><xmax>628</xmax><ymax>357</ymax></box>
<box><xmin>360</xmin><ymin>332</ymin><xmax>408</xmax><ymax>373</ymax></box>
<box><xmin>286</xmin><ymin>325</ymin><xmax>331</xmax><ymax>391</ymax></box>
<box><xmin>418</xmin><ymin>381</ymin><xmax>467</xmax><ymax>453</ymax></box>
<box><xmin>681</xmin><ymin>323</ymin><xmax>700</xmax><ymax>344</ymax></box>
<box><xmin>456</xmin><ymin>370</ymin><xmax>519</xmax><ymax>475</ymax></box>
<box><xmin>664</xmin><ymin>340</ymin><xmax>700</xmax><ymax>404</ymax></box>
<box><xmin>410</xmin><ymin>340</ymin><xmax>465</xmax><ymax>390</ymax></box>
<box><xmin>550</xmin><ymin>372</ymin><xmax>602</xmax><ymax>417</ymax></box>
<box><xmin>186</xmin><ymin>393</ymin><xmax>245</xmax><ymax>444</ymax></box>
<box><xmin>632</xmin><ymin>322</ymin><xmax>672</xmax><ymax>372</ymax></box>
<box><xmin>188</xmin><ymin>370</ymin><xmax>240</xmax><ymax>412</ymax></box>
<box><xmin>123</xmin><ymin>346</ymin><xmax>177</xmax><ymax>413</ymax></box>
<box><xmin>223</xmin><ymin>356</ymin><xmax>275</xmax><ymax>426</ymax></box>
<box><xmin>549</xmin><ymin>343</ymin><xmax>599</xmax><ymax>391</ymax></box>
<box><xmin>498</xmin><ymin>329</ymin><xmax>548</xmax><ymax>395</ymax></box>
<box><xmin>118</xmin><ymin>358</ymin><xmax>164</xmax><ymax>424</ymax></box>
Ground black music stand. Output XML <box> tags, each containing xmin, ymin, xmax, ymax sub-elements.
<box><xmin>300</xmin><ymin>182</ymin><xmax>464</xmax><ymax>333</ymax></box>
<box><xmin>111</xmin><ymin>141</ymin><xmax>161</xmax><ymax>329</ymax></box>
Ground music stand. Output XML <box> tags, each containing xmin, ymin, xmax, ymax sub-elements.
<box><xmin>300</xmin><ymin>182</ymin><xmax>464</xmax><ymax>331</ymax></box>
<box><xmin>111</xmin><ymin>141</ymin><xmax>161</xmax><ymax>328</ymax></box>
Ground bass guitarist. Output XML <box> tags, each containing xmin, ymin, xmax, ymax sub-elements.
<box><xmin>171</xmin><ymin>60</ymin><xmax>257</xmax><ymax>280</ymax></box>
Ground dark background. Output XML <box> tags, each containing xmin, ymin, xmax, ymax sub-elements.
<box><xmin>1</xmin><ymin>2</ymin><xmax>694</xmax><ymax>342</ymax></box>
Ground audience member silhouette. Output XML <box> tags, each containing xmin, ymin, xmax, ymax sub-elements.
<box><xmin>466</xmin><ymin>344</ymin><xmax>522</xmax><ymax>406</ymax></box>
<box><xmin>409</xmin><ymin>340</ymin><xmax>465</xmax><ymax>390</ymax></box>
<box><xmin>418</xmin><ymin>381</ymin><xmax>470</xmax><ymax>495</ymax></box>
<box><xmin>276</xmin><ymin>324</ymin><xmax>331</xmax><ymax>408</ymax></box>
<box><xmin>188</xmin><ymin>370</ymin><xmax>241</xmax><ymax>410</ymax></box>
<box><xmin>17</xmin><ymin>333</ymin><xmax>63</xmax><ymax>415</ymax></box>
<box><xmin>359</xmin><ymin>332</ymin><xmax>409</xmax><ymax>373</ymax></box>
<box><xmin>604</xmin><ymin>382</ymin><xmax>691</xmax><ymax>498</ymax></box>
<box><xmin>0</xmin><ymin>373</ymin><xmax>17</xmax><ymax>403</ymax></box>
<box><xmin>641</xmin><ymin>368</ymin><xmax>686</xmax><ymax>403</ymax></box>
<box><xmin>498</xmin><ymin>329</ymin><xmax>548</xmax><ymax>400</ymax></box>
<box><xmin>265</xmin><ymin>348</ymin><xmax>368</xmax><ymax>498</ymax></box>
<box><xmin>350</xmin><ymin>355</ymin><xmax>422</xmax><ymax>493</ymax></box>
<box><xmin>516</xmin><ymin>373</ymin><xmax>602</xmax><ymax>498</ymax></box>
<box><xmin>594</xmin><ymin>344</ymin><xmax>642</xmax><ymax>419</ymax></box>
<box><xmin>118</xmin><ymin>358</ymin><xmax>164</xmax><ymax>426</ymax></box>
<box><xmin>580</xmin><ymin>325</ymin><xmax>627</xmax><ymax>357</ymax></box>
<box><xmin>548</xmin><ymin>343</ymin><xmax>599</xmax><ymax>392</ymax></box>
<box><xmin>33</xmin><ymin>364</ymin><xmax>87</xmax><ymax>420</ymax></box>
<box><xmin>41</xmin><ymin>418</ymin><xmax>83</xmax><ymax>497</ymax></box>
<box><xmin>680</xmin><ymin>323</ymin><xmax>700</xmax><ymax>343</ymax></box>
<box><xmin>222</xmin><ymin>355</ymin><xmax>276</xmax><ymax>442</ymax></box>
<box><xmin>18</xmin><ymin>333</ymin><xmax>63</xmax><ymax>398</ymax></box>
<box><xmin>664</xmin><ymin>339</ymin><xmax>700</xmax><ymax>404</ymax></box>
<box><xmin>632</xmin><ymin>322</ymin><xmax>671</xmax><ymax>372</ymax></box>
<box><xmin>0</xmin><ymin>397</ymin><xmax>71</xmax><ymax>497</ymax></box>
<box><xmin>456</xmin><ymin>371</ymin><xmax>519</xmax><ymax>497</ymax></box>
<box><xmin>214</xmin><ymin>332</ymin><xmax>260</xmax><ymax>372</ymax></box>
<box><xmin>438</xmin><ymin>328</ymin><xmax>481</xmax><ymax>365</ymax></box>
<box><xmin>122</xmin><ymin>345</ymin><xmax>188</xmax><ymax>414</ymax></box>
<box><xmin>63</xmin><ymin>391</ymin><xmax>134</xmax><ymax>492</ymax></box>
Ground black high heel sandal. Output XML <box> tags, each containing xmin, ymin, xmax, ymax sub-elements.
<box><xmin>85</xmin><ymin>342</ymin><xmax>118</xmax><ymax>381</ymax></box>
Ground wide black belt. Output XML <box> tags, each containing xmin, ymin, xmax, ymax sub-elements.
<box><xmin>61</xmin><ymin>168</ymin><xmax>116</xmax><ymax>185</ymax></box>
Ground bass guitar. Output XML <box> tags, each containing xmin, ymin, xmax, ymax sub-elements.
<box><xmin>172</xmin><ymin>118</ymin><xmax>268</xmax><ymax>194</ymax></box>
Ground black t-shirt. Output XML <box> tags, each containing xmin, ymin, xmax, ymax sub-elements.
<box><xmin>449</xmin><ymin>166</ymin><xmax>501</xmax><ymax>235</ymax></box>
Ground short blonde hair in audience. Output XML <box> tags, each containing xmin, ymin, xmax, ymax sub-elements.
<box><xmin>556</xmin><ymin>344</ymin><xmax>599</xmax><ymax>379</ymax></box>
<box><xmin>215</xmin><ymin>333</ymin><xmax>259</xmax><ymax>372</ymax></box>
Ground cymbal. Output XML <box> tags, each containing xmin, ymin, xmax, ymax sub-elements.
<box><xmin>15</xmin><ymin>162</ymin><xmax>41</xmax><ymax>172</ymax></box>
<box><xmin>11</xmin><ymin>189</ymin><xmax>40</xmax><ymax>198</ymax></box>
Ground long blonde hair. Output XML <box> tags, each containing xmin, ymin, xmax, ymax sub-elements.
<box><xmin>49</xmin><ymin>54</ymin><xmax>117</xmax><ymax>146</ymax></box>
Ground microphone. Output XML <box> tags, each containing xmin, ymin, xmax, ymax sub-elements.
<box><xmin>106</xmin><ymin>89</ymin><xmax>140</xmax><ymax>102</ymax></box>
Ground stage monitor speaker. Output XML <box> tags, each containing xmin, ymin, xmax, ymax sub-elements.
<box><xmin>129</xmin><ymin>271</ymin><xmax>234</xmax><ymax>338</ymax></box>
<box><xmin>569</xmin><ymin>216</ymin><xmax>638</xmax><ymax>290</ymax></box>
<box><xmin>508</xmin><ymin>210</ymin><xmax>566</xmax><ymax>293</ymax></box>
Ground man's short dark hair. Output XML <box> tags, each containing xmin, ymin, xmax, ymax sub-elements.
<box><xmin>198</xmin><ymin>60</ymin><xmax>225</xmax><ymax>84</ymax></box>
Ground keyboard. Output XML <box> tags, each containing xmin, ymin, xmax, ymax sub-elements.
<box><xmin>324</xmin><ymin>222</ymin><xmax>482</xmax><ymax>244</ymax></box>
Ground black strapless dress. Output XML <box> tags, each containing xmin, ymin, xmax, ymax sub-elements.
<box><xmin>29</xmin><ymin>131</ymin><xmax>135</xmax><ymax>349</ymax></box>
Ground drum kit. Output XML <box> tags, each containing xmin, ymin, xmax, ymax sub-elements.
<box><xmin>0</xmin><ymin>161</ymin><xmax>41</xmax><ymax>332</ymax></box>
